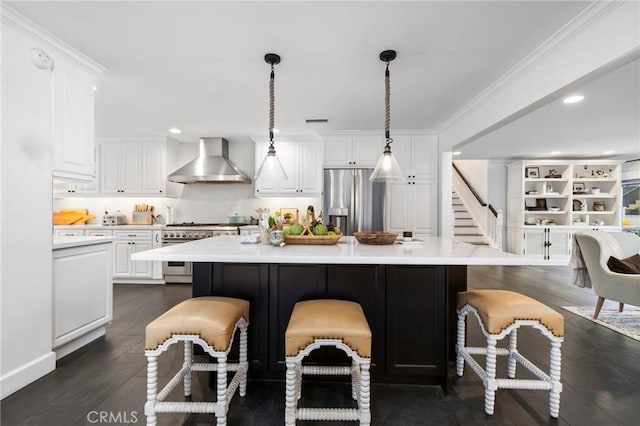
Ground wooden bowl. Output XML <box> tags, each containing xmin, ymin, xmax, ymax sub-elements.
<box><xmin>353</xmin><ymin>231</ymin><xmax>398</xmax><ymax>245</ymax></box>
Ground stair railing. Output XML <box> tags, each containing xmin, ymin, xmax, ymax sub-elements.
<box><xmin>452</xmin><ymin>163</ymin><xmax>503</xmax><ymax>250</ymax></box>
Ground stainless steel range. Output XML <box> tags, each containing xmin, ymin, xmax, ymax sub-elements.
<box><xmin>162</xmin><ymin>223</ymin><xmax>243</xmax><ymax>283</ymax></box>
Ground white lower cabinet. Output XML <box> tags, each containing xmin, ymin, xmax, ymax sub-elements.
<box><xmin>512</xmin><ymin>227</ymin><xmax>571</xmax><ymax>262</ymax></box>
<box><xmin>386</xmin><ymin>179</ymin><xmax>437</xmax><ymax>240</ymax></box>
<box><xmin>113</xmin><ymin>230</ymin><xmax>153</xmax><ymax>279</ymax></box>
<box><xmin>52</xmin><ymin>240</ymin><xmax>113</xmax><ymax>358</ymax></box>
<box><xmin>54</xmin><ymin>226</ymin><xmax>162</xmax><ymax>282</ymax></box>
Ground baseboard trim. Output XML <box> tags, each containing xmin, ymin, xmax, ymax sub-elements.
<box><xmin>54</xmin><ymin>326</ymin><xmax>105</xmax><ymax>360</ymax></box>
<box><xmin>0</xmin><ymin>351</ymin><xmax>56</xmax><ymax>399</ymax></box>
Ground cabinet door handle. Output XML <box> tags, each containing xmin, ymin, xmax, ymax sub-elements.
<box><xmin>128</xmin><ymin>234</ymin><xmax>136</xmax><ymax>237</ymax></box>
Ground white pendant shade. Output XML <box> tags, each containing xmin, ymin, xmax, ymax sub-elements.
<box><xmin>370</xmin><ymin>151</ymin><xmax>404</xmax><ymax>182</ymax></box>
<box><xmin>255</xmin><ymin>150</ymin><xmax>288</xmax><ymax>181</ymax></box>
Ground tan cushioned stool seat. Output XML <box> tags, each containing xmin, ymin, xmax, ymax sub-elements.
<box><xmin>457</xmin><ymin>290</ymin><xmax>564</xmax><ymax>337</ymax></box>
<box><xmin>285</xmin><ymin>299</ymin><xmax>372</xmax><ymax>358</ymax></box>
<box><xmin>145</xmin><ymin>296</ymin><xmax>249</xmax><ymax>351</ymax></box>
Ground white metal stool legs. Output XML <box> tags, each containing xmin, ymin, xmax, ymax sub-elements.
<box><xmin>144</xmin><ymin>319</ymin><xmax>248</xmax><ymax>426</ymax></box>
<box><xmin>285</xmin><ymin>339</ymin><xmax>371</xmax><ymax>424</ymax></box>
<box><xmin>455</xmin><ymin>311</ymin><xmax>466</xmax><ymax>377</ymax></box>
<box><xmin>285</xmin><ymin>360</ymin><xmax>297</xmax><ymax>426</ymax></box>
<box><xmin>507</xmin><ymin>329</ymin><xmax>518</xmax><ymax>379</ymax></box>
<box><xmin>145</xmin><ymin>356</ymin><xmax>158</xmax><ymax>426</ymax></box>
<box><xmin>456</xmin><ymin>306</ymin><xmax>564</xmax><ymax>418</ymax></box>
<box><xmin>184</xmin><ymin>341</ymin><xmax>193</xmax><ymax>397</ymax></box>
<box><xmin>549</xmin><ymin>340</ymin><xmax>562</xmax><ymax>418</ymax></box>
<box><xmin>484</xmin><ymin>336</ymin><xmax>498</xmax><ymax>415</ymax></box>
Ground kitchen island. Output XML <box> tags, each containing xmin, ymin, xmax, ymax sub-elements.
<box><xmin>132</xmin><ymin>235</ymin><xmax>530</xmax><ymax>389</ymax></box>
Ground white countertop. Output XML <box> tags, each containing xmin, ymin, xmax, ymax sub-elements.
<box><xmin>131</xmin><ymin>235</ymin><xmax>531</xmax><ymax>266</ymax></box>
<box><xmin>53</xmin><ymin>236</ymin><xmax>117</xmax><ymax>250</ymax></box>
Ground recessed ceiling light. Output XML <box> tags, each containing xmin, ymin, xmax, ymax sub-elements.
<box><xmin>92</xmin><ymin>85</ymin><xmax>97</xmax><ymax>91</ymax></box>
<box><xmin>603</xmin><ymin>150</ymin><xmax>615</xmax><ymax>155</ymax></box>
<box><xmin>550</xmin><ymin>151</ymin><xmax>561</xmax><ymax>155</ymax></box>
<box><xmin>452</xmin><ymin>151</ymin><xmax>462</xmax><ymax>156</ymax></box>
<box><xmin>562</xmin><ymin>95</ymin><xmax>584</xmax><ymax>104</ymax></box>
<box><xmin>169</xmin><ymin>128</ymin><xmax>182</xmax><ymax>134</ymax></box>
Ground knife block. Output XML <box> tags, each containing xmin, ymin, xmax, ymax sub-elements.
<box><xmin>132</xmin><ymin>211</ymin><xmax>153</xmax><ymax>225</ymax></box>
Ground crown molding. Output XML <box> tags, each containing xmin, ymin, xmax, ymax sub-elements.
<box><xmin>438</xmin><ymin>0</ymin><xmax>626</xmax><ymax>133</ymax></box>
<box><xmin>317</xmin><ymin>129</ymin><xmax>438</xmax><ymax>137</ymax></box>
<box><xmin>1</xmin><ymin>4</ymin><xmax>106</xmax><ymax>75</ymax></box>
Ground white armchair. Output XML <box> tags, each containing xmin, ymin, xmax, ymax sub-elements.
<box><xmin>574</xmin><ymin>231</ymin><xmax>640</xmax><ymax>319</ymax></box>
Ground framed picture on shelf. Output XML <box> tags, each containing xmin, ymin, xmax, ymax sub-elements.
<box><xmin>573</xmin><ymin>182</ymin><xmax>586</xmax><ymax>194</ymax></box>
<box><xmin>525</xmin><ymin>198</ymin><xmax>547</xmax><ymax>211</ymax></box>
<box><xmin>525</xmin><ymin>167</ymin><xmax>540</xmax><ymax>178</ymax></box>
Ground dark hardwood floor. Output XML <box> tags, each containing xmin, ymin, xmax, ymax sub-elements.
<box><xmin>2</xmin><ymin>265</ymin><xmax>638</xmax><ymax>425</ymax></box>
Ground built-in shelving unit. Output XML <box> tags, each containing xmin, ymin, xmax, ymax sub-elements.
<box><xmin>507</xmin><ymin>160</ymin><xmax>622</xmax><ymax>263</ymax></box>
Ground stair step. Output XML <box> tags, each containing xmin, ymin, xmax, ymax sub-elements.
<box><xmin>454</xmin><ymin>235</ymin><xmax>487</xmax><ymax>243</ymax></box>
<box><xmin>467</xmin><ymin>242</ymin><xmax>490</xmax><ymax>246</ymax></box>
<box><xmin>455</xmin><ymin>233</ymin><xmax>484</xmax><ymax>236</ymax></box>
<box><xmin>454</xmin><ymin>212</ymin><xmax>472</xmax><ymax>219</ymax></box>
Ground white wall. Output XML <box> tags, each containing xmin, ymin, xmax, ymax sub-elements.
<box><xmin>1</xmin><ymin>21</ymin><xmax>56</xmax><ymax>398</ymax></box>
<box><xmin>487</xmin><ymin>161</ymin><xmax>508</xmax><ymax>250</ymax></box>
<box><xmin>454</xmin><ymin>160</ymin><xmax>488</xmax><ymax>200</ymax></box>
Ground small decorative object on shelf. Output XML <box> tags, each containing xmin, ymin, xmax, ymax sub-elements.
<box><xmin>544</xmin><ymin>169</ymin><xmax>562</xmax><ymax>178</ymax></box>
<box><xmin>592</xmin><ymin>201</ymin><xmax>606</xmax><ymax>211</ymax></box>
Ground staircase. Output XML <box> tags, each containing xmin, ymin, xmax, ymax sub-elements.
<box><xmin>452</xmin><ymin>190</ymin><xmax>489</xmax><ymax>246</ymax></box>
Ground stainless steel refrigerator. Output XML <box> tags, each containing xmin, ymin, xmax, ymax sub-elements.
<box><xmin>323</xmin><ymin>168</ymin><xmax>385</xmax><ymax>236</ymax></box>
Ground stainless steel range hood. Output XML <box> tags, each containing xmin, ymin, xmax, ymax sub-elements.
<box><xmin>168</xmin><ymin>137</ymin><xmax>251</xmax><ymax>184</ymax></box>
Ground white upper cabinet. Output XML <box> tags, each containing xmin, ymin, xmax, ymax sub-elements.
<box><xmin>140</xmin><ymin>142</ymin><xmax>165</xmax><ymax>194</ymax></box>
<box><xmin>322</xmin><ymin>133</ymin><xmax>383</xmax><ymax>167</ymax></box>
<box><xmin>51</xmin><ymin>51</ymin><xmax>104</xmax><ymax>182</ymax></box>
<box><xmin>392</xmin><ymin>134</ymin><xmax>438</xmax><ymax>179</ymax></box>
<box><xmin>100</xmin><ymin>140</ymin><xmax>167</xmax><ymax>196</ymax></box>
<box><xmin>101</xmin><ymin>142</ymin><xmax>140</xmax><ymax>194</ymax></box>
<box><xmin>254</xmin><ymin>140</ymin><xmax>322</xmax><ymax>197</ymax></box>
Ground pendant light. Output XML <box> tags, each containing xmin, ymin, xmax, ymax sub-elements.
<box><xmin>255</xmin><ymin>53</ymin><xmax>288</xmax><ymax>181</ymax></box>
<box><xmin>370</xmin><ymin>49</ymin><xmax>404</xmax><ymax>182</ymax></box>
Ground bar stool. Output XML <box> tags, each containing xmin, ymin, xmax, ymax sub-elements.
<box><xmin>456</xmin><ymin>290</ymin><xmax>564</xmax><ymax>418</ymax></box>
<box><xmin>144</xmin><ymin>296</ymin><xmax>249</xmax><ymax>426</ymax></box>
<box><xmin>285</xmin><ymin>299</ymin><xmax>372</xmax><ymax>425</ymax></box>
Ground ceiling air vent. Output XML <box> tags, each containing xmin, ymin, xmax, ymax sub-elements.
<box><xmin>305</xmin><ymin>118</ymin><xmax>329</xmax><ymax>124</ymax></box>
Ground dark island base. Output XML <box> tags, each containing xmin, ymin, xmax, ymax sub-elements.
<box><xmin>193</xmin><ymin>262</ymin><xmax>467</xmax><ymax>390</ymax></box>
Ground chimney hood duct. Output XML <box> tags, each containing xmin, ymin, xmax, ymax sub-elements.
<box><xmin>168</xmin><ymin>137</ymin><xmax>252</xmax><ymax>184</ymax></box>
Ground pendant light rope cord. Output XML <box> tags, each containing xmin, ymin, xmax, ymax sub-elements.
<box><xmin>385</xmin><ymin>63</ymin><xmax>391</xmax><ymax>134</ymax></box>
<box><xmin>269</xmin><ymin>64</ymin><xmax>275</xmax><ymax>145</ymax></box>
